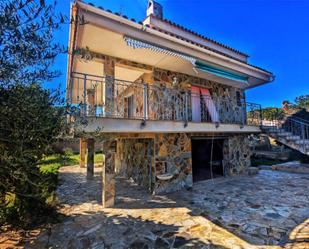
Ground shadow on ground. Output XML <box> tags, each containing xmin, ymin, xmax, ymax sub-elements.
<box><xmin>23</xmin><ymin>166</ymin><xmax>309</xmax><ymax>249</ymax></box>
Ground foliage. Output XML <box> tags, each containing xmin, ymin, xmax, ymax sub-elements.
<box><xmin>39</xmin><ymin>152</ymin><xmax>104</xmax><ymax>174</ymax></box>
<box><xmin>0</xmin><ymin>0</ymin><xmax>71</xmax><ymax>227</ymax></box>
<box><xmin>0</xmin><ymin>84</ymin><xmax>65</xmax><ymax>228</ymax></box>
<box><xmin>294</xmin><ymin>95</ymin><xmax>309</xmax><ymax>109</ymax></box>
<box><xmin>262</xmin><ymin>107</ymin><xmax>285</xmax><ymax>121</ymax></box>
<box><xmin>0</xmin><ymin>0</ymin><xmax>67</xmax><ymax>86</ymax></box>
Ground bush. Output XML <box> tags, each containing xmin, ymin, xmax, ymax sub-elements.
<box><xmin>63</xmin><ymin>147</ymin><xmax>74</xmax><ymax>157</ymax></box>
<box><xmin>0</xmin><ymin>84</ymin><xmax>65</xmax><ymax>228</ymax></box>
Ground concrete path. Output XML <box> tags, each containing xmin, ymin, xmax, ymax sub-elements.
<box><xmin>27</xmin><ymin>166</ymin><xmax>309</xmax><ymax>249</ymax></box>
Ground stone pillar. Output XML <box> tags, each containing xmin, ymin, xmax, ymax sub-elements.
<box><xmin>142</xmin><ymin>72</ymin><xmax>154</xmax><ymax>119</ymax></box>
<box><xmin>79</xmin><ymin>138</ymin><xmax>87</xmax><ymax>168</ymax></box>
<box><xmin>102</xmin><ymin>140</ymin><xmax>116</xmax><ymax>208</ymax></box>
<box><xmin>104</xmin><ymin>57</ymin><xmax>115</xmax><ymax>116</ymax></box>
<box><xmin>87</xmin><ymin>138</ymin><xmax>95</xmax><ymax>179</ymax></box>
<box><xmin>87</xmin><ymin>89</ymin><xmax>95</xmax><ymax>116</ymax></box>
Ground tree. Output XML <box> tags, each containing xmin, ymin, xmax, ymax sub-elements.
<box><xmin>0</xmin><ymin>0</ymin><xmax>66</xmax><ymax>86</ymax></box>
<box><xmin>0</xmin><ymin>84</ymin><xmax>65</xmax><ymax>226</ymax></box>
<box><xmin>262</xmin><ymin>107</ymin><xmax>285</xmax><ymax>121</ymax></box>
<box><xmin>294</xmin><ymin>95</ymin><xmax>309</xmax><ymax>109</ymax></box>
<box><xmin>0</xmin><ymin>0</ymin><xmax>67</xmax><ymax>227</ymax></box>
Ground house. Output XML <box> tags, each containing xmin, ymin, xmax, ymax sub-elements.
<box><xmin>67</xmin><ymin>0</ymin><xmax>274</xmax><ymax>207</ymax></box>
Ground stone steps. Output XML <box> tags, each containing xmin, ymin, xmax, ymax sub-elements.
<box><xmin>295</xmin><ymin>139</ymin><xmax>309</xmax><ymax>145</ymax></box>
<box><xmin>262</xmin><ymin>126</ymin><xmax>309</xmax><ymax>155</ymax></box>
<box><xmin>286</xmin><ymin>135</ymin><xmax>301</xmax><ymax>140</ymax></box>
<box><xmin>277</xmin><ymin>132</ymin><xmax>293</xmax><ymax>137</ymax></box>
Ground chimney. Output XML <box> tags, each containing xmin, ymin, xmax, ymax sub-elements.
<box><xmin>146</xmin><ymin>0</ymin><xmax>163</xmax><ymax>19</ymax></box>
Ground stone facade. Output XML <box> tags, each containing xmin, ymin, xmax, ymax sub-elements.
<box><xmin>154</xmin><ymin>133</ymin><xmax>192</xmax><ymax>193</ymax></box>
<box><xmin>223</xmin><ymin>134</ymin><xmax>252</xmax><ymax>176</ymax></box>
<box><xmin>109</xmin><ymin>133</ymin><xmax>252</xmax><ymax>195</ymax></box>
<box><xmin>102</xmin><ymin>139</ymin><xmax>117</xmax><ymax>207</ymax></box>
<box><xmin>77</xmin><ymin>52</ymin><xmax>253</xmax><ymax>197</ymax></box>
<box><xmin>116</xmin><ymin>138</ymin><xmax>155</xmax><ymax>191</ymax></box>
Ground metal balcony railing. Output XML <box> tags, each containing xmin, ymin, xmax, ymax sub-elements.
<box><xmin>68</xmin><ymin>72</ymin><xmax>262</xmax><ymax>126</ymax></box>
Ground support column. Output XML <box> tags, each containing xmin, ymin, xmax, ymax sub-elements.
<box><xmin>87</xmin><ymin>138</ymin><xmax>95</xmax><ymax>179</ymax></box>
<box><xmin>104</xmin><ymin>57</ymin><xmax>115</xmax><ymax>116</ymax></box>
<box><xmin>79</xmin><ymin>138</ymin><xmax>87</xmax><ymax>168</ymax></box>
<box><xmin>142</xmin><ymin>72</ymin><xmax>154</xmax><ymax>119</ymax></box>
<box><xmin>102</xmin><ymin>140</ymin><xmax>116</xmax><ymax>208</ymax></box>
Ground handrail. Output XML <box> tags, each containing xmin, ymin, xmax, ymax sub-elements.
<box><xmin>68</xmin><ymin>72</ymin><xmax>262</xmax><ymax>126</ymax></box>
<box><xmin>287</xmin><ymin>115</ymin><xmax>309</xmax><ymax>125</ymax></box>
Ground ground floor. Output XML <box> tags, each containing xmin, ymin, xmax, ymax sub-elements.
<box><xmin>27</xmin><ymin>166</ymin><xmax>308</xmax><ymax>248</ymax></box>
<box><xmin>80</xmin><ymin>132</ymin><xmax>252</xmax><ymax>207</ymax></box>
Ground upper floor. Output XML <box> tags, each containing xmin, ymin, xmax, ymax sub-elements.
<box><xmin>66</xmin><ymin>1</ymin><xmax>274</xmax><ymax>134</ymax></box>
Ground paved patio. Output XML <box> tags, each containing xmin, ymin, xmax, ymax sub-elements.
<box><xmin>27</xmin><ymin>166</ymin><xmax>309</xmax><ymax>249</ymax></box>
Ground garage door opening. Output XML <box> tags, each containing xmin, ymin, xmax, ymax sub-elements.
<box><xmin>191</xmin><ymin>138</ymin><xmax>225</xmax><ymax>182</ymax></box>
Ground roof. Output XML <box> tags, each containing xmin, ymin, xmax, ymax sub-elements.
<box><xmin>159</xmin><ymin>17</ymin><xmax>248</xmax><ymax>57</ymax></box>
<box><xmin>78</xmin><ymin>1</ymin><xmax>273</xmax><ymax>76</ymax></box>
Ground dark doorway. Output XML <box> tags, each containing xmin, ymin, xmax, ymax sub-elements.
<box><xmin>191</xmin><ymin>138</ymin><xmax>224</xmax><ymax>182</ymax></box>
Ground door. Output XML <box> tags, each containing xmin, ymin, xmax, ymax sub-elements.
<box><xmin>191</xmin><ymin>138</ymin><xmax>224</xmax><ymax>182</ymax></box>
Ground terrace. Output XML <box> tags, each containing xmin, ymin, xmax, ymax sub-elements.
<box><xmin>67</xmin><ymin>72</ymin><xmax>262</xmax><ymax>133</ymax></box>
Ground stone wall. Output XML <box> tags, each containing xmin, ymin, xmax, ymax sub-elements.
<box><xmin>114</xmin><ymin>133</ymin><xmax>252</xmax><ymax>194</ymax></box>
<box><xmin>223</xmin><ymin>134</ymin><xmax>252</xmax><ymax>175</ymax></box>
<box><xmin>117</xmin><ymin>138</ymin><xmax>155</xmax><ymax>190</ymax></box>
<box><xmin>154</xmin><ymin>133</ymin><xmax>192</xmax><ymax>193</ymax></box>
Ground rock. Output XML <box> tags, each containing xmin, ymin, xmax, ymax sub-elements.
<box><xmin>83</xmin><ymin>224</ymin><xmax>102</xmax><ymax>235</ymax></box>
<box><xmin>258</xmin><ymin>165</ymin><xmax>272</xmax><ymax>170</ymax></box>
<box><xmin>128</xmin><ymin>239</ymin><xmax>149</xmax><ymax>249</ymax></box>
<box><xmin>154</xmin><ymin>237</ymin><xmax>170</xmax><ymax>248</ymax></box>
<box><xmin>266</xmin><ymin>213</ymin><xmax>282</xmax><ymax>219</ymax></box>
<box><xmin>248</xmin><ymin>167</ymin><xmax>259</xmax><ymax>176</ymax></box>
<box><xmin>250</xmin><ymin>203</ymin><xmax>261</xmax><ymax>209</ymax></box>
<box><xmin>67</xmin><ymin>236</ymin><xmax>92</xmax><ymax>249</ymax></box>
<box><xmin>173</xmin><ymin>236</ymin><xmax>189</xmax><ymax>248</ymax></box>
<box><xmin>162</xmin><ymin>231</ymin><xmax>177</xmax><ymax>239</ymax></box>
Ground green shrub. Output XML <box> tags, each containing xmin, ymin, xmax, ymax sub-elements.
<box><xmin>63</xmin><ymin>147</ymin><xmax>74</xmax><ymax>157</ymax></box>
<box><xmin>0</xmin><ymin>84</ymin><xmax>65</xmax><ymax>228</ymax></box>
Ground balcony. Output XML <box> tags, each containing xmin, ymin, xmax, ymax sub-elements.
<box><xmin>67</xmin><ymin>72</ymin><xmax>262</xmax><ymax>133</ymax></box>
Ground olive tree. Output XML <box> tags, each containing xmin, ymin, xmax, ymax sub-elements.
<box><xmin>0</xmin><ymin>0</ymin><xmax>68</xmax><ymax>227</ymax></box>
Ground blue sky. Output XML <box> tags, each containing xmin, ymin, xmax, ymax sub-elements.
<box><xmin>51</xmin><ymin>0</ymin><xmax>309</xmax><ymax>108</ymax></box>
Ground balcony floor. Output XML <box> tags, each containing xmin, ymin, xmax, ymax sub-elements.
<box><xmin>78</xmin><ymin>117</ymin><xmax>261</xmax><ymax>134</ymax></box>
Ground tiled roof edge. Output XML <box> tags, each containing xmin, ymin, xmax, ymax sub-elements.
<box><xmin>80</xmin><ymin>2</ymin><xmax>273</xmax><ymax>75</ymax></box>
<box><xmin>159</xmin><ymin>17</ymin><xmax>249</xmax><ymax>57</ymax></box>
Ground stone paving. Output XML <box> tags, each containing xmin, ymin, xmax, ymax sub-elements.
<box><xmin>27</xmin><ymin>166</ymin><xmax>309</xmax><ymax>249</ymax></box>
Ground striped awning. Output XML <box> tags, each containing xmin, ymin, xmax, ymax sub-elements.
<box><xmin>124</xmin><ymin>36</ymin><xmax>197</xmax><ymax>64</ymax></box>
<box><xmin>124</xmin><ymin>36</ymin><xmax>248</xmax><ymax>84</ymax></box>
<box><xmin>195</xmin><ymin>61</ymin><xmax>249</xmax><ymax>84</ymax></box>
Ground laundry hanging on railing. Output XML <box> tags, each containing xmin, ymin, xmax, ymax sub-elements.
<box><xmin>191</xmin><ymin>86</ymin><xmax>219</xmax><ymax>123</ymax></box>
<box><xmin>191</xmin><ymin>86</ymin><xmax>202</xmax><ymax>122</ymax></box>
<box><xmin>200</xmin><ymin>88</ymin><xmax>220</xmax><ymax>122</ymax></box>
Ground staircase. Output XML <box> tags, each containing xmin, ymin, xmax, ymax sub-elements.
<box><xmin>262</xmin><ymin>116</ymin><xmax>309</xmax><ymax>156</ymax></box>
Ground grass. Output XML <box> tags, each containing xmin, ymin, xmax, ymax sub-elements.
<box><xmin>39</xmin><ymin>152</ymin><xmax>104</xmax><ymax>174</ymax></box>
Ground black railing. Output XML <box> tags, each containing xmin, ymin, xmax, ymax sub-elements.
<box><xmin>68</xmin><ymin>72</ymin><xmax>262</xmax><ymax>126</ymax></box>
